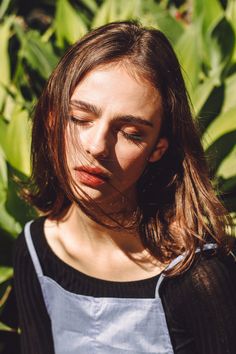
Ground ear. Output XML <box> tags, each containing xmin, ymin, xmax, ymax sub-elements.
<box><xmin>148</xmin><ymin>138</ymin><xmax>168</xmax><ymax>163</ymax></box>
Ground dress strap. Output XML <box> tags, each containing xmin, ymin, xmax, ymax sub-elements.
<box><xmin>155</xmin><ymin>243</ymin><xmax>218</xmax><ymax>298</ymax></box>
<box><xmin>24</xmin><ymin>220</ymin><xmax>44</xmax><ymax>277</ymax></box>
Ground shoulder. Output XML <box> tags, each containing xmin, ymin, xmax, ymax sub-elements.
<box><xmin>160</xmin><ymin>246</ymin><xmax>236</xmax><ymax>309</ymax></box>
<box><xmin>162</xmin><ymin>245</ymin><xmax>236</xmax><ymax>354</ymax></box>
<box><xmin>13</xmin><ymin>217</ymin><xmax>46</xmax><ymax>269</ymax></box>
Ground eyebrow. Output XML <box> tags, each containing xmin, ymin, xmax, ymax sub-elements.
<box><xmin>70</xmin><ymin>99</ymin><xmax>154</xmax><ymax>128</ymax></box>
<box><xmin>70</xmin><ymin>99</ymin><xmax>101</xmax><ymax>116</ymax></box>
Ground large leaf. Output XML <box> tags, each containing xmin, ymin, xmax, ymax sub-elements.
<box><xmin>1</xmin><ymin>85</ymin><xmax>19</xmax><ymax>123</ymax></box>
<box><xmin>0</xmin><ymin>147</ymin><xmax>7</xmax><ymax>205</ymax></box>
<box><xmin>148</xmin><ymin>2</ymin><xmax>184</xmax><ymax>44</ymax></box>
<box><xmin>92</xmin><ymin>0</ymin><xmax>119</xmax><ymax>27</ymax></box>
<box><xmin>205</xmin><ymin>17</ymin><xmax>235</xmax><ymax>80</ymax></box>
<box><xmin>55</xmin><ymin>0</ymin><xmax>88</xmax><ymax>47</ymax></box>
<box><xmin>217</xmin><ymin>145</ymin><xmax>236</xmax><ymax>179</ymax></box>
<box><xmin>4</xmin><ymin>107</ymin><xmax>31</xmax><ymax>176</ymax></box>
<box><xmin>0</xmin><ymin>16</ymin><xmax>12</xmax><ymax>111</ymax></box>
<box><xmin>80</xmin><ymin>0</ymin><xmax>98</xmax><ymax>14</ymax></box>
<box><xmin>6</xmin><ymin>173</ymin><xmax>36</xmax><ymax>226</ymax></box>
<box><xmin>202</xmin><ymin>106</ymin><xmax>236</xmax><ymax>150</ymax></box>
<box><xmin>175</xmin><ymin>22</ymin><xmax>202</xmax><ymax>98</ymax></box>
<box><xmin>0</xmin><ymin>205</ymin><xmax>21</xmax><ymax>236</ymax></box>
<box><xmin>16</xmin><ymin>29</ymin><xmax>58</xmax><ymax>80</ymax></box>
<box><xmin>0</xmin><ymin>267</ymin><xmax>13</xmax><ymax>283</ymax></box>
<box><xmin>197</xmin><ymin>84</ymin><xmax>224</xmax><ymax>134</ymax></box>
<box><xmin>226</xmin><ymin>0</ymin><xmax>236</xmax><ymax>61</ymax></box>
<box><xmin>205</xmin><ymin>130</ymin><xmax>236</xmax><ymax>175</ymax></box>
<box><xmin>92</xmin><ymin>0</ymin><xmax>183</xmax><ymax>44</ymax></box>
<box><xmin>192</xmin><ymin>0</ymin><xmax>223</xmax><ymax>34</ymax></box>
<box><xmin>222</xmin><ymin>72</ymin><xmax>236</xmax><ymax>114</ymax></box>
<box><xmin>192</xmin><ymin>75</ymin><xmax>217</xmax><ymax>116</ymax></box>
<box><xmin>0</xmin><ymin>321</ymin><xmax>15</xmax><ymax>332</ymax></box>
<box><xmin>0</xmin><ymin>116</ymin><xmax>8</xmax><ymax>151</ymax></box>
<box><xmin>0</xmin><ymin>0</ymin><xmax>10</xmax><ymax>20</ymax></box>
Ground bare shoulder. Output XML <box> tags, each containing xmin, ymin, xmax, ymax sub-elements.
<box><xmin>43</xmin><ymin>217</ymin><xmax>68</xmax><ymax>261</ymax></box>
<box><xmin>44</xmin><ymin>218</ymin><xmax>59</xmax><ymax>238</ymax></box>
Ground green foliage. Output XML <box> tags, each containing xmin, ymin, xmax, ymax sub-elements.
<box><xmin>0</xmin><ymin>0</ymin><xmax>236</xmax><ymax>338</ymax></box>
<box><xmin>55</xmin><ymin>0</ymin><xmax>88</xmax><ymax>47</ymax></box>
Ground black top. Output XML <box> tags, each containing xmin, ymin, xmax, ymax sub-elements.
<box><xmin>10</xmin><ymin>217</ymin><xmax>236</xmax><ymax>353</ymax></box>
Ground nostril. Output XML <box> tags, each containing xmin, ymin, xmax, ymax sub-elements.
<box><xmin>82</xmin><ymin>124</ymin><xmax>111</xmax><ymax>158</ymax></box>
<box><xmin>86</xmin><ymin>140</ymin><xmax>109</xmax><ymax>158</ymax></box>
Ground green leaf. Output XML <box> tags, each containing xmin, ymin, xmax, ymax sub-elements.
<box><xmin>6</xmin><ymin>173</ymin><xmax>36</xmax><ymax>227</ymax></box>
<box><xmin>0</xmin><ymin>146</ymin><xmax>7</xmax><ymax>205</ymax></box>
<box><xmin>205</xmin><ymin>17</ymin><xmax>235</xmax><ymax>80</ymax></box>
<box><xmin>17</xmin><ymin>29</ymin><xmax>58</xmax><ymax>80</ymax></box>
<box><xmin>0</xmin><ymin>16</ymin><xmax>12</xmax><ymax>111</ymax></box>
<box><xmin>92</xmin><ymin>0</ymin><xmax>184</xmax><ymax>44</ymax></box>
<box><xmin>118</xmin><ymin>0</ymin><xmax>142</xmax><ymax>20</ymax></box>
<box><xmin>55</xmin><ymin>0</ymin><xmax>88</xmax><ymax>47</ymax></box>
<box><xmin>0</xmin><ymin>322</ymin><xmax>15</xmax><ymax>332</ymax></box>
<box><xmin>92</xmin><ymin>0</ymin><xmax>142</xmax><ymax>27</ymax></box>
<box><xmin>0</xmin><ymin>0</ymin><xmax>11</xmax><ymax>20</ymax></box>
<box><xmin>0</xmin><ymin>267</ymin><xmax>13</xmax><ymax>283</ymax></box>
<box><xmin>222</xmin><ymin>72</ymin><xmax>236</xmax><ymax>114</ymax></box>
<box><xmin>226</xmin><ymin>0</ymin><xmax>236</xmax><ymax>61</ymax></box>
<box><xmin>92</xmin><ymin>0</ymin><xmax>116</xmax><ymax>28</ymax></box>
<box><xmin>80</xmin><ymin>0</ymin><xmax>98</xmax><ymax>13</ymax></box>
<box><xmin>0</xmin><ymin>204</ymin><xmax>21</xmax><ymax>236</ymax></box>
<box><xmin>205</xmin><ymin>130</ymin><xmax>236</xmax><ymax>175</ymax></box>
<box><xmin>175</xmin><ymin>23</ymin><xmax>202</xmax><ymax>97</ymax></box>
<box><xmin>193</xmin><ymin>0</ymin><xmax>223</xmax><ymax>34</ymax></box>
<box><xmin>219</xmin><ymin>177</ymin><xmax>236</xmax><ymax>197</ymax></box>
<box><xmin>146</xmin><ymin>2</ymin><xmax>184</xmax><ymax>44</ymax></box>
<box><xmin>202</xmin><ymin>106</ymin><xmax>236</xmax><ymax>150</ymax></box>
<box><xmin>0</xmin><ymin>117</ymin><xmax>7</xmax><ymax>149</ymax></box>
<box><xmin>192</xmin><ymin>76</ymin><xmax>217</xmax><ymax>115</ymax></box>
<box><xmin>217</xmin><ymin>145</ymin><xmax>236</xmax><ymax>179</ymax></box>
<box><xmin>1</xmin><ymin>85</ymin><xmax>18</xmax><ymax>122</ymax></box>
<box><xmin>4</xmin><ymin>107</ymin><xmax>31</xmax><ymax>176</ymax></box>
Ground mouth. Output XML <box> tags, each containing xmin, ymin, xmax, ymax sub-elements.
<box><xmin>74</xmin><ymin>166</ymin><xmax>110</xmax><ymax>187</ymax></box>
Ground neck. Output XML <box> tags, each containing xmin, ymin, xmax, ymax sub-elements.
<box><xmin>61</xmin><ymin>202</ymin><xmax>143</xmax><ymax>253</ymax></box>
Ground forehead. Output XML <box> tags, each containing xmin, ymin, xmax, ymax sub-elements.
<box><xmin>71</xmin><ymin>64</ymin><xmax>163</xmax><ymax>121</ymax></box>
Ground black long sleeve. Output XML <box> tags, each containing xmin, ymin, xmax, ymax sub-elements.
<box><xmin>13</xmin><ymin>231</ymin><xmax>55</xmax><ymax>354</ymax></box>
<box><xmin>160</xmin><ymin>251</ymin><xmax>236</xmax><ymax>354</ymax></box>
<box><xmin>11</xmin><ymin>218</ymin><xmax>236</xmax><ymax>354</ymax></box>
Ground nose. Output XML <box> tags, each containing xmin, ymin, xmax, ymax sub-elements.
<box><xmin>84</xmin><ymin>122</ymin><xmax>110</xmax><ymax>159</ymax></box>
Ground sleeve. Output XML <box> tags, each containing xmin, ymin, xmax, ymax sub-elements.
<box><xmin>161</xmin><ymin>252</ymin><xmax>236</xmax><ymax>354</ymax></box>
<box><xmin>13</xmin><ymin>230</ymin><xmax>55</xmax><ymax>354</ymax></box>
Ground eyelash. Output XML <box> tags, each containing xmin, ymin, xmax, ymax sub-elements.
<box><xmin>69</xmin><ymin>116</ymin><xmax>90</xmax><ymax>125</ymax></box>
<box><xmin>121</xmin><ymin>130</ymin><xmax>143</xmax><ymax>143</ymax></box>
<box><xmin>69</xmin><ymin>116</ymin><xmax>143</xmax><ymax>144</ymax></box>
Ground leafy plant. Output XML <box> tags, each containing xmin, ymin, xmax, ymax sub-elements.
<box><xmin>0</xmin><ymin>0</ymin><xmax>235</xmax><ymax>349</ymax></box>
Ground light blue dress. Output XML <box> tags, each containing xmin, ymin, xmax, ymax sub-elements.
<box><xmin>24</xmin><ymin>221</ymin><xmax>216</xmax><ymax>354</ymax></box>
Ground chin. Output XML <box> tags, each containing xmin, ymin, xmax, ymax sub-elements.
<box><xmin>73</xmin><ymin>185</ymin><xmax>117</xmax><ymax>204</ymax></box>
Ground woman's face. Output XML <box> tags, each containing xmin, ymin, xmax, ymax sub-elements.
<box><xmin>66</xmin><ymin>63</ymin><xmax>168</xmax><ymax>206</ymax></box>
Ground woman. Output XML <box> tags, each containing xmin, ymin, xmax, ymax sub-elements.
<box><xmin>14</xmin><ymin>21</ymin><xmax>236</xmax><ymax>354</ymax></box>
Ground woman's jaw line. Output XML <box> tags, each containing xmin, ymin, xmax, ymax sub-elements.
<box><xmin>68</xmin><ymin>182</ymin><xmax>139</xmax><ymax>223</ymax></box>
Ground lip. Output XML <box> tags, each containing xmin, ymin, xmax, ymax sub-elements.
<box><xmin>74</xmin><ymin>166</ymin><xmax>110</xmax><ymax>187</ymax></box>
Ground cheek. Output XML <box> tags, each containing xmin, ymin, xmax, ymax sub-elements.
<box><xmin>65</xmin><ymin>127</ymin><xmax>85</xmax><ymax>164</ymax></box>
<box><xmin>115</xmin><ymin>144</ymin><xmax>150</xmax><ymax>178</ymax></box>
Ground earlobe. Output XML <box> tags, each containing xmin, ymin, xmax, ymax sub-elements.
<box><xmin>148</xmin><ymin>138</ymin><xmax>169</xmax><ymax>163</ymax></box>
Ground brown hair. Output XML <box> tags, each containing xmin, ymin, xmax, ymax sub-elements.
<box><xmin>27</xmin><ymin>21</ymin><xmax>233</xmax><ymax>276</ymax></box>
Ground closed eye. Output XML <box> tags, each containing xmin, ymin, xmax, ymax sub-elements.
<box><xmin>69</xmin><ymin>116</ymin><xmax>91</xmax><ymax>125</ymax></box>
<box><xmin>69</xmin><ymin>116</ymin><xmax>144</xmax><ymax>145</ymax></box>
<box><xmin>121</xmin><ymin>130</ymin><xmax>143</xmax><ymax>144</ymax></box>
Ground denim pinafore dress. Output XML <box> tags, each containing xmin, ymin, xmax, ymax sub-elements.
<box><xmin>24</xmin><ymin>221</ymin><xmax>216</xmax><ymax>354</ymax></box>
